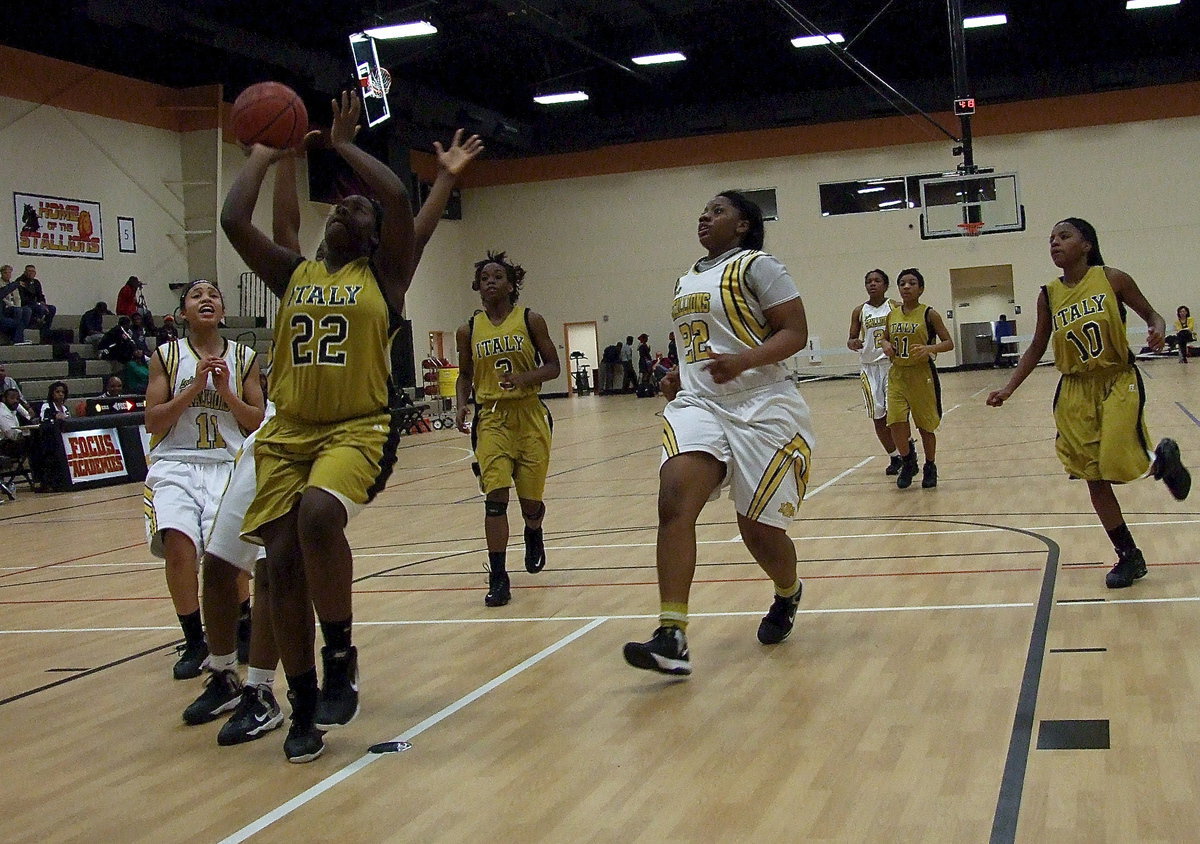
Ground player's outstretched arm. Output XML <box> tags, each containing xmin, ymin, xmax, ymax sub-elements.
<box><xmin>271</xmin><ymin>153</ymin><xmax>302</xmax><ymax>253</ymax></box>
<box><xmin>328</xmin><ymin>91</ymin><xmax>413</xmax><ymax>313</ymax></box>
<box><xmin>411</xmin><ymin>130</ymin><xmax>484</xmax><ymax>279</ymax></box>
<box><xmin>221</xmin><ymin>145</ymin><xmax>303</xmax><ymax>297</ymax></box>
<box><xmin>988</xmin><ymin>288</ymin><xmax>1051</xmax><ymax>407</ymax></box>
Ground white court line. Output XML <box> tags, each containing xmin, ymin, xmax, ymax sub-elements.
<box><xmin>218</xmin><ymin>618</ymin><xmax>607</xmax><ymax>844</ymax></box>
<box><xmin>942</xmin><ymin>402</ymin><xmax>963</xmax><ymax>415</ymax></box>
<box><xmin>728</xmin><ymin>456</ymin><xmax>874</xmax><ymax>542</ymax></box>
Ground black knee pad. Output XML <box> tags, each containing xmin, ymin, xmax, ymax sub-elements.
<box><xmin>485</xmin><ymin>499</ymin><xmax>509</xmax><ymax>518</ymax></box>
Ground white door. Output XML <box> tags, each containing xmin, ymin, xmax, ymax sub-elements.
<box><xmin>564</xmin><ymin>322</ymin><xmax>599</xmax><ymax>395</ymax></box>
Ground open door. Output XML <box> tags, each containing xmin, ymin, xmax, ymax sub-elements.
<box><xmin>948</xmin><ymin>264</ymin><xmax>1016</xmax><ymax>369</ymax></box>
<box><xmin>563</xmin><ymin>321</ymin><xmax>599</xmax><ymax>396</ymax></box>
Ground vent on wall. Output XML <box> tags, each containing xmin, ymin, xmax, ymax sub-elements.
<box><xmin>740</xmin><ymin>187</ymin><xmax>778</xmax><ymax>222</ymax></box>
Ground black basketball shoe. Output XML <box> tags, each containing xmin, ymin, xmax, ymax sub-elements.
<box><xmin>1153</xmin><ymin>438</ymin><xmax>1191</xmax><ymax>501</ymax></box>
<box><xmin>1106</xmin><ymin>548</ymin><xmax>1148</xmax><ymax>589</ymax></box>
<box><xmin>314</xmin><ymin>645</ymin><xmax>360</xmax><ymax>730</ymax></box>
<box><xmin>284</xmin><ymin>691</ymin><xmax>325</xmax><ymax>764</ymax></box>
<box><xmin>896</xmin><ymin>451</ymin><xmax>919</xmax><ymax>489</ymax></box>
<box><xmin>524</xmin><ymin>526</ymin><xmax>546</xmax><ymax>573</ymax></box>
<box><xmin>218</xmin><ymin>685</ymin><xmax>284</xmax><ymax>746</ymax></box>
<box><xmin>921</xmin><ymin>461</ymin><xmax>938</xmax><ymax>489</ymax></box>
<box><xmin>173</xmin><ymin>640</ymin><xmax>209</xmax><ymax>680</ymax></box>
<box><xmin>757</xmin><ymin>582</ymin><xmax>804</xmax><ymax>645</ymax></box>
<box><xmin>182</xmin><ymin>668</ymin><xmax>243</xmax><ymax>725</ymax></box>
<box><xmin>485</xmin><ymin>569</ymin><xmax>511</xmax><ymax>607</ymax></box>
<box><xmin>623</xmin><ymin>626</ymin><xmax>691</xmax><ymax>676</ymax></box>
<box><xmin>885</xmin><ymin>455</ymin><xmax>903</xmax><ymax>476</ymax></box>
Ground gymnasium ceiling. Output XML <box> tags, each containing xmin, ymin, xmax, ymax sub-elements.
<box><xmin>7</xmin><ymin>0</ymin><xmax>1199</xmax><ymax>157</ymax></box>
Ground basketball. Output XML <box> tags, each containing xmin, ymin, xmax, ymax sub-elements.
<box><xmin>230</xmin><ymin>82</ymin><xmax>308</xmax><ymax>149</ymax></box>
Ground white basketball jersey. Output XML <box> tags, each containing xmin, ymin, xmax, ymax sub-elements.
<box><xmin>672</xmin><ymin>248</ymin><xmax>800</xmax><ymax>399</ymax></box>
<box><xmin>860</xmin><ymin>300</ymin><xmax>895</xmax><ymax>366</ymax></box>
<box><xmin>149</xmin><ymin>339</ymin><xmax>257</xmax><ymax>464</ymax></box>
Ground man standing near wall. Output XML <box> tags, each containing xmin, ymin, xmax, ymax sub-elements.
<box><xmin>620</xmin><ymin>335</ymin><xmax>636</xmax><ymax>392</ymax></box>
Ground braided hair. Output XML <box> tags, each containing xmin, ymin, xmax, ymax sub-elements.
<box><xmin>473</xmin><ymin>251</ymin><xmax>526</xmax><ymax>304</ymax></box>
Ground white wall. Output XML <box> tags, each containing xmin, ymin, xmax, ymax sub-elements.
<box><xmin>0</xmin><ymin>94</ymin><xmax>189</xmax><ymax>318</ymax></box>
<box><xmin>450</xmin><ymin>114</ymin><xmax>1200</xmax><ymax>389</ymax></box>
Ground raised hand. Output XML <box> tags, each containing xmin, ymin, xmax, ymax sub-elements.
<box><xmin>433</xmin><ymin>129</ymin><xmax>485</xmax><ymax>176</ymax></box>
<box><xmin>330</xmin><ymin>90</ymin><xmax>363</xmax><ymax>148</ymax></box>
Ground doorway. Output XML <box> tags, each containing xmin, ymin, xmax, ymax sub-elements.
<box><xmin>947</xmin><ymin>264</ymin><xmax>1016</xmax><ymax>368</ymax></box>
<box><xmin>563</xmin><ymin>322</ymin><xmax>599</xmax><ymax>396</ymax></box>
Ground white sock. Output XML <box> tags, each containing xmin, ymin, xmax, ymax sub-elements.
<box><xmin>887</xmin><ymin>448</ymin><xmax>898</xmax><ymax>456</ymax></box>
<box><xmin>208</xmin><ymin>651</ymin><xmax>237</xmax><ymax>673</ymax></box>
<box><xmin>246</xmin><ymin>667</ymin><xmax>275</xmax><ymax>689</ymax></box>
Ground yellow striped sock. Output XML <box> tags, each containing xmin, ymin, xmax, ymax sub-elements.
<box><xmin>660</xmin><ymin>602</ymin><xmax>688</xmax><ymax>631</ymax></box>
<box><xmin>774</xmin><ymin>579</ymin><xmax>799</xmax><ymax>599</ymax></box>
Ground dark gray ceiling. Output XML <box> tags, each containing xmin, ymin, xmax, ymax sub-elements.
<box><xmin>7</xmin><ymin>0</ymin><xmax>1198</xmax><ymax>157</ymax></box>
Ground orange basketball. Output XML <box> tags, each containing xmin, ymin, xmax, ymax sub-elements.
<box><xmin>230</xmin><ymin>82</ymin><xmax>308</xmax><ymax>149</ymax></box>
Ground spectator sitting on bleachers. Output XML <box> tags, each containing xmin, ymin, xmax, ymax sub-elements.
<box><xmin>155</xmin><ymin>315</ymin><xmax>178</xmax><ymax>346</ymax></box>
<box><xmin>97</xmin><ymin>316</ymin><xmax>136</xmax><ymax>363</ymax></box>
<box><xmin>129</xmin><ymin>312</ymin><xmax>153</xmax><ymax>356</ymax></box>
<box><xmin>123</xmin><ymin>347</ymin><xmax>149</xmax><ymax>394</ymax></box>
<box><xmin>17</xmin><ymin>264</ymin><xmax>55</xmax><ymax>331</ymax></box>
<box><xmin>79</xmin><ymin>301</ymin><xmax>112</xmax><ymax>345</ymax></box>
<box><xmin>40</xmin><ymin>380</ymin><xmax>71</xmax><ymax>421</ymax></box>
<box><xmin>0</xmin><ymin>362</ymin><xmax>34</xmax><ymax>416</ymax></box>
<box><xmin>1</xmin><ymin>264</ymin><xmax>33</xmax><ymax>344</ymax></box>
<box><xmin>116</xmin><ymin>276</ymin><xmax>154</xmax><ymax>329</ymax></box>
<box><xmin>103</xmin><ymin>375</ymin><xmax>123</xmax><ymax>397</ymax></box>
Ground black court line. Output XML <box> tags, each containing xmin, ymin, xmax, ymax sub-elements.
<box><xmin>46</xmin><ymin>668</ymin><xmax>88</xmax><ymax>673</ymax></box>
<box><xmin>1057</xmin><ymin>598</ymin><xmax>1104</xmax><ymax>604</ymax></box>
<box><xmin>1049</xmin><ymin>647</ymin><xmax>1106</xmax><ymax>653</ymax></box>
<box><xmin>904</xmin><ymin>516</ymin><xmax>1058</xmax><ymax>844</ymax></box>
<box><xmin>0</xmin><ymin>639</ymin><xmax>181</xmax><ymax>708</ymax></box>
<box><xmin>1176</xmin><ymin>401</ymin><xmax>1200</xmax><ymax>428</ymax></box>
<box><xmin>364</xmin><ymin>549</ymin><xmax>1035</xmax><ymax>579</ymax></box>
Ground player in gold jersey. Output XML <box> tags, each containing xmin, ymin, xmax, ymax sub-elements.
<box><xmin>881</xmin><ymin>268</ymin><xmax>954</xmax><ymax>489</ymax></box>
<box><xmin>222</xmin><ymin>90</ymin><xmax>480</xmax><ymax>762</ymax></box>
<box><xmin>989</xmin><ymin>218</ymin><xmax>1190</xmax><ymax>588</ymax></box>
<box><xmin>455</xmin><ymin>252</ymin><xmax>560</xmax><ymax>607</ymax></box>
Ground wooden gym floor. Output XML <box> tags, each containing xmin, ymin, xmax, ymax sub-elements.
<box><xmin>2</xmin><ymin>362</ymin><xmax>1199</xmax><ymax>843</ymax></box>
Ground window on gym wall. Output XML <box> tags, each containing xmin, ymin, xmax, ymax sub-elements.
<box><xmin>819</xmin><ymin>172</ymin><xmax>945</xmax><ymax>217</ymax></box>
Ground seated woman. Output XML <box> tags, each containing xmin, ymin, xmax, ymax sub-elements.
<box><xmin>1174</xmin><ymin>306</ymin><xmax>1194</xmax><ymax>363</ymax></box>
<box><xmin>40</xmin><ymin>381</ymin><xmax>70</xmax><ymax>421</ymax></box>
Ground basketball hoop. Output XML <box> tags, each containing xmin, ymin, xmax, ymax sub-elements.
<box><xmin>368</xmin><ymin>67</ymin><xmax>392</xmax><ymax>98</ymax></box>
<box><xmin>957</xmin><ymin>221</ymin><xmax>985</xmax><ymax>237</ymax></box>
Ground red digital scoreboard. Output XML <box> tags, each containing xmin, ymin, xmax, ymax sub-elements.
<box><xmin>954</xmin><ymin>97</ymin><xmax>976</xmax><ymax>116</ymax></box>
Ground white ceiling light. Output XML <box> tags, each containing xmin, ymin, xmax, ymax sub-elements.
<box><xmin>878</xmin><ymin>199</ymin><xmax>904</xmax><ymax>208</ymax></box>
<box><xmin>791</xmin><ymin>33</ymin><xmax>845</xmax><ymax>48</ymax></box>
<box><xmin>363</xmin><ymin>21</ymin><xmax>438</xmax><ymax>39</ymax></box>
<box><xmin>963</xmin><ymin>14</ymin><xmax>1007</xmax><ymax>28</ymax></box>
<box><xmin>857</xmin><ymin>186</ymin><xmax>886</xmax><ymax>194</ymax></box>
<box><xmin>632</xmin><ymin>52</ymin><xmax>686</xmax><ymax>65</ymax></box>
<box><xmin>1126</xmin><ymin>0</ymin><xmax>1181</xmax><ymax>8</ymax></box>
<box><xmin>534</xmin><ymin>91</ymin><xmax>589</xmax><ymax>105</ymax></box>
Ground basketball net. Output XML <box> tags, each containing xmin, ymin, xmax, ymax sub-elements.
<box><xmin>957</xmin><ymin>221</ymin><xmax>985</xmax><ymax>237</ymax></box>
<box><xmin>368</xmin><ymin>67</ymin><xmax>392</xmax><ymax>98</ymax></box>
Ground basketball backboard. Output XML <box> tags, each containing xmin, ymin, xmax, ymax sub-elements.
<box><xmin>918</xmin><ymin>171</ymin><xmax>1024</xmax><ymax>239</ymax></box>
<box><xmin>349</xmin><ymin>32</ymin><xmax>391</xmax><ymax>128</ymax></box>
